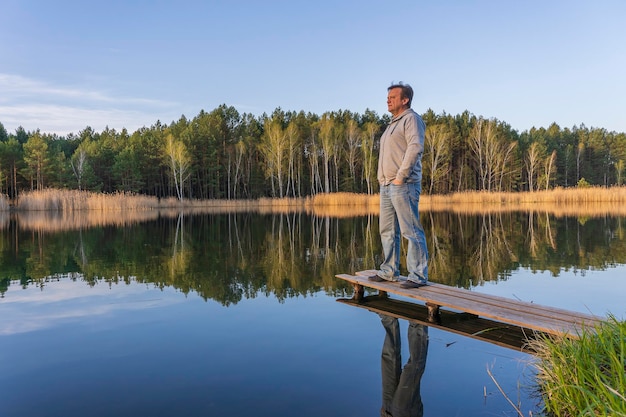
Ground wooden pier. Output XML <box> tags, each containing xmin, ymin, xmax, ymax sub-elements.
<box><xmin>336</xmin><ymin>270</ymin><xmax>604</xmax><ymax>339</ymax></box>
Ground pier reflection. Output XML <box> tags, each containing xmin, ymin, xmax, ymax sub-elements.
<box><xmin>337</xmin><ymin>294</ymin><xmax>539</xmax><ymax>353</ymax></box>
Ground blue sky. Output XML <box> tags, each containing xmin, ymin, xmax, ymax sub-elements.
<box><xmin>1</xmin><ymin>0</ymin><xmax>625</xmax><ymax>136</ymax></box>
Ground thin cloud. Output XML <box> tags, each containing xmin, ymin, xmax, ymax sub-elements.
<box><xmin>0</xmin><ymin>103</ymin><xmax>159</xmax><ymax>135</ymax></box>
<box><xmin>0</xmin><ymin>73</ymin><xmax>182</xmax><ymax>135</ymax></box>
<box><xmin>0</xmin><ymin>73</ymin><xmax>175</xmax><ymax>106</ymax></box>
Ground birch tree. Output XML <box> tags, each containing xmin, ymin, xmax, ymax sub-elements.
<box><xmin>306</xmin><ymin>128</ymin><xmax>323</xmax><ymax>195</ymax></box>
<box><xmin>317</xmin><ymin>114</ymin><xmax>335</xmax><ymax>193</ymax></box>
<box><xmin>525</xmin><ymin>142</ymin><xmax>544</xmax><ymax>191</ymax></box>
<box><xmin>260</xmin><ymin>117</ymin><xmax>288</xmax><ymax>197</ymax></box>
<box><xmin>232</xmin><ymin>140</ymin><xmax>246</xmax><ymax>199</ymax></box>
<box><xmin>285</xmin><ymin>121</ymin><xmax>301</xmax><ymax>197</ymax></box>
<box><xmin>164</xmin><ymin>133</ymin><xmax>191</xmax><ymax>201</ymax></box>
<box><xmin>542</xmin><ymin>150</ymin><xmax>557</xmax><ymax>190</ymax></box>
<box><xmin>424</xmin><ymin>124</ymin><xmax>451</xmax><ymax>194</ymax></box>
<box><xmin>576</xmin><ymin>142</ymin><xmax>584</xmax><ymax>182</ymax></box>
<box><xmin>361</xmin><ymin>121</ymin><xmax>378</xmax><ymax>195</ymax></box>
<box><xmin>496</xmin><ymin>141</ymin><xmax>518</xmax><ymax>191</ymax></box>
<box><xmin>71</xmin><ymin>146</ymin><xmax>88</xmax><ymax>190</ymax></box>
<box><xmin>344</xmin><ymin>118</ymin><xmax>361</xmax><ymax>191</ymax></box>
<box><xmin>469</xmin><ymin>118</ymin><xmax>501</xmax><ymax>191</ymax></box>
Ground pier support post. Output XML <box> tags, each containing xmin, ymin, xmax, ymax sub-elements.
<box><xmin>353</xmin><ymin>283</ymin><xmax>364</xmax><ymax>301</ymax></box>
<box><xmin>426</xmin><ymin>302</ymin><xmax>441</xmax><ymax>323</ymax></box>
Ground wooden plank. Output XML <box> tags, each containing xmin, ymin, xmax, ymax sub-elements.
<box><xmin>353</xmin><ymin>270</ymin><xmax>603</xmax><ymax>326</ymax></box>
<box><xmin>336</xmin><ymin>272</ymin><xmax>604</xmax><ymax>336</ymax></box>
<box><xmin>336</xmin><ymin>294</ymin><xmax>541</xmax><ymax>353</ymax></box>
<box><xmin>355</xmin><ymin>270</ymin><xmax>600</xmax><ymax>325</ymax></box>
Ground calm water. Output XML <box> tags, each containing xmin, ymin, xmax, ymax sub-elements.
<box><xmin>1</xmin><ymin>210</ymin><xmax>625</xmax><ymax>417</ymax></box>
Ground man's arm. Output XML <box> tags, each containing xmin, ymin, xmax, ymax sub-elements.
<box><xmin>394</xmin><ymin>113</ymin><xmax>425</xmax><ymax>184</ymax></box>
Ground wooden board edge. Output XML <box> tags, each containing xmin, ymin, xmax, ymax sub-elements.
<box><xmin>336</xmin><ymin>272</ymin><xmax>600</xmax><ymax>336</ymax></box>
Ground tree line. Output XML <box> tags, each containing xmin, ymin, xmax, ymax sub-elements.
<box><xmin>1</xmin><ymin>105</ymin><xmax>625</xmax><ymax>200</ymax></box>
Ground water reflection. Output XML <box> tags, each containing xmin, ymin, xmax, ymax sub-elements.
<box><xmin>2</xmin><ymin>208</ymin><xmax>625</xmax><ymax>416</ymax></box>
<box><xmin>379</xmin><ymin>314</ymin><xmax>428</xmax><ymax>417</ymax></box>
<box><xmin>2</xmin><ymin>210</ymin><xmax>626</xmax><ymax>302</ymax></box>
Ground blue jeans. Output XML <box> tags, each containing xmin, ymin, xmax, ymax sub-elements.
<box><xmin>379</xmin><ymin>183</ymin><xmax>428</xmax><ymax>283</ymax></box>
<box><xmin>380</xmin><ymin>314</ymin><xmax>428</xmax><ymax>417</ymax></box>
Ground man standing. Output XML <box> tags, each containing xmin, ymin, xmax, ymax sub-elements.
<box><xmin>370</xmin><ymin>82</ymin><xmax>429</xmax><ymax>289</ymax></box>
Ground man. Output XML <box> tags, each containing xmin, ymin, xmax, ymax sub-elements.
<box><xmin>370</xmin><ymin>82</ymin><xmax>429</xmax><ymax>289</ymax></box>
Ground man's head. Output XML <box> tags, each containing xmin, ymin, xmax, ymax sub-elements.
<box><xmin>387</xmin><ymin>82</ymin><xmax>413</xmax><ymax>116</ymax></box>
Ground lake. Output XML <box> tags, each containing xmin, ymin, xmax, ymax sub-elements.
<box><xmin>1</xmin><ymin>209</ymin><xmax>625</xmax><ymax>416</ymax></box>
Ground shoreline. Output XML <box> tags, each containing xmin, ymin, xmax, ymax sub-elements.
<box><xmin>3</xmin><ymin>186</ymin><xmax>626</xmax><ymax>215</ymax></box>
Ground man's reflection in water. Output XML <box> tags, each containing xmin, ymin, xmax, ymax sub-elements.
<box><xmin>379</xmin><ymin>314</ymin><xmax>429</xmax><ymax>417</ymax></box>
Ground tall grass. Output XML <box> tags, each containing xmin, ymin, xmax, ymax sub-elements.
<box><xmin>423</xmin><ymin>186</ymin><xmax>626</xmax><ymax>215</ymax></box>
<box><xmin>529</xmin><ymin>316</ymin><xmax>626</xmax><ymax>416</ymax></box>
<box><xmin>427</xmin><ymin>186</ymin><xmax>626</xmax><ymax>206</ymax></box>
<box><xmin>7</xmin><ymin>186</ymin><xmax>626</xmax><ymax>217</ymax></box>
<box><xmin>15</xmin><ymin>189</ymin><xmax>160</xmax><ymax>211</ymax></box>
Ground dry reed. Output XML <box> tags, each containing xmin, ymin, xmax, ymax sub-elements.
<box><xmin>426</xmin><ymin>187</ymin><xmax>626</xmax><ymax>205</ymax></box>
<box><xmin>5</xmin><ymin>186</ymin><xmax>626</xmax><ymax>219</ymax></box>
<box><xmin>15</xmin><ymin>189</ymin><xmax>161</xmax><ymax>211</ymax></box>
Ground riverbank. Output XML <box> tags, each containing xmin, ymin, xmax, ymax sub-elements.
<box><xmin>4</xmin><ymin>186</ymin><xmax>626</xmax><ymax>216</ymax></box>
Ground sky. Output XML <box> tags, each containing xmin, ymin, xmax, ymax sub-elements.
<box><xmin>1</xmin><ymin>0</ymin><xmax>625</xmax><ymax>137</ymax></box>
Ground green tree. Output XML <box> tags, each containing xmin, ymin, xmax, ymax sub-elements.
<box><xmin>615</xmin><ymin>160</ymin><xmax>625</xmax><ymax>186</ymax></box>
<box><xmin>80</xmin><ymin>127</ymin><xmax>114</xmax><ymax>192</ymax></box>
<box><xmin>450</xmin><ymin>110</ymin><xmax>476</xmax><ymax>192</ymax></box>
<box><xmin>112</xmin><ymin>145</ymin><xmax>143</xmax><ymax>192</ymax></box>
<box><xmin>128</xmin><ymin>124</ymin><xmax>167</xmax><ymax>195</ymax></box>
<box><xmin>0</xmin><ymin>122</ymin><xmax>8</xmax><ymax>142</ymax></box>
<box><xmin>22</xmin><ymin>132</ymin><xmax>50</xmax><ymax>190</ymax></box>
<box><xmin>186</xmin><ymin>107</ymin><xmax>239</xmax><ymax>199</ymax></box>
<box><xmin>14</xmin><ymin>126</ymin><xmax>28</xmax><ymax>144</ymax></box>
<box><xmin>48</xmin><ymin>149</ymin><xmax>70</xmax><ymax>188</ymax></box>
<box><xmin>0</xmin><ymin>137</ymin><xmax>23</xmax><ymax>198</ymax></box>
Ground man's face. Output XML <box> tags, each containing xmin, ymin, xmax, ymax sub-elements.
<box><xmin>387</xmin><ymin>87</ymin><xmax>408</xmax><ymax>116</ymax></box>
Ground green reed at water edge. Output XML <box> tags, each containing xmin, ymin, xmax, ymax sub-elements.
<box><xmin>530</xmin><ymin>315</ymin><xmax>626</xmax><ymax>416</ymax></box>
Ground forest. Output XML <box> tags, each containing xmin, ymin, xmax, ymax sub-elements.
<box><xmin>1</xmin><ymin>105</ymin><xmax>625</xmax><ymax>200</ymax></box>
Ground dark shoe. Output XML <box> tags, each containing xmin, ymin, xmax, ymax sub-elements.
<box><xmin>400</xmin><ymin>280</ymin><xmax>427</xmax><ymax>289</ymax></box>
<box><xmin>368</xmin><ymin>274</ymin><xmax>387</xmax><ymax>282</ymax></box>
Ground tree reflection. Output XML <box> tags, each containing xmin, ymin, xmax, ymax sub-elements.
<box><xmin>2</xmin><ymin>211</ymin><xmax>626</xmax><ymax>303</ymax></box>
